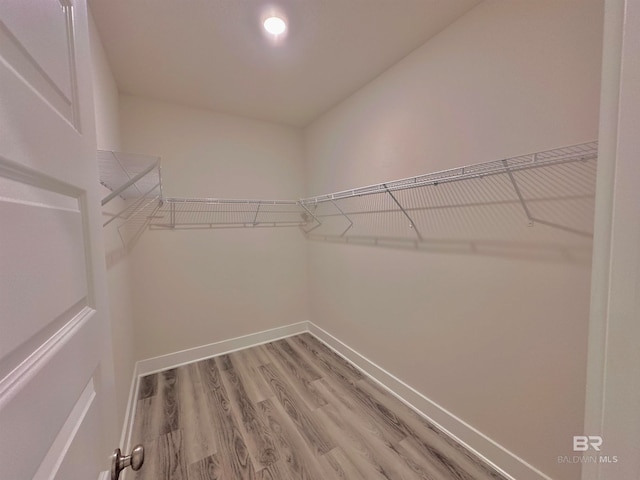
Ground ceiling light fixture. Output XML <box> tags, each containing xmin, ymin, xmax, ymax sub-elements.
<box><xmin>263</xmin><ymin>16</ymin><xmax>287</xmax><ymax>36</ymax></box>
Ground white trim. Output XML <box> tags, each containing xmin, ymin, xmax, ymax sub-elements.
<box><xmin>33</xmin><ymin>379</ymin><xmax>96</xmax><ymax>480</ymax></box>
<box><xmin>0</xmin><ymin>305</ymin><xmax>94</xmax><ymax>408</ymax></box>
<box><xmin>120</xmin><ymin>361</ymin><xmax>140</xmax><ymax>450</ymax></box>
<box><xmin>121</xmin><ymin>321</ymin><xmax>310</xmax><ymax>451</ymax></box>
<box><xmin>583</xmin><ymin>1</ymin><xmax>640</xmax><ymax>478</ymax></box>
<box><xmin>307</xmin><ymin>322</ymin><xmax>551</xmax><ymax>480</ymax></box>
<box><xmin>121</xmin><ymin>320</ymin><xmax>549</xmax><ymax>480</ymax></box>
<box><xmin>135</xmin><ymin>322</ymin><xmax>309</xmax><ymax>376</ymax></box>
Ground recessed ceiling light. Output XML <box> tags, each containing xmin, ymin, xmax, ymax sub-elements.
<box><xmin>263</xmin><ymin>16</ymin><xmax>287</xmax><ymax>36</ymax></box>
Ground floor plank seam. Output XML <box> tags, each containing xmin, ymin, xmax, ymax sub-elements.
<box><xmin>130</xmin><ymin>333</ymin><xmax>509</xmax><ymax>480</ymax></box>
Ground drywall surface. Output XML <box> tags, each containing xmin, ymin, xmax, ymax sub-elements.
<box><xmin>304</xmin><ymin>1</ymin><xmax>603</xmax><ymax>479</ymax></box>
<box><xmin>88</xmin><ymin>11</ymin><xmax>134</xmax><ymax>427</ymax></box>
<box><xmin>89</xmin><ymin>12</ymin><xmax>120</xmax><ymax>152</ymax></box>
<box><xmin>119</xmin><ymin>95</ymin><xmax>308</xmax><ymax>361</ymax></box>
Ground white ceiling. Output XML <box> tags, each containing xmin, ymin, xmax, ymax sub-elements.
<box><xmin>89</xmin><ymin>0</ymin><xmax>481</xmax><ymax>127</ymax></box>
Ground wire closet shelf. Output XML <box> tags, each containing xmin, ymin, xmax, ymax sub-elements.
<box><xmin>98</xmin><ymin>150</ymin><xmax>163</xmax><ymax>226</ymax></box>
<box><xmin>299</xmin><ymin>141</ymin><xmax>598</xmax><ymax>245</ymax></box>
<box><xmin>97</xmin><ymin>151</ymin><xmax>309</xmax><ymax>233</ymax></box>
<box><xmin>98</xmin><ymin>141</ymin><xmax>597</xmax><ymax>245</ymax></box>
<box><xmin>150</xmin><ymin>197</ymin><xmax>308</xmax><ymax>230</ymax></box>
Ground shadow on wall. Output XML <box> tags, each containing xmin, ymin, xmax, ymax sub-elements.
<box><xmin>104</xmin><ymin>197</ymin><xmax>161</xmax><ymax>268</ymax></box>
<box><xmin>302</xmin><ymin>151</ymin><xmax>597</xmax><ymax>265</ymax></box>
<box><xmin>98</xmin><ymin>150</ymin><xmax>163</xmax><ymax>267</ymax></box>
<box><xmin>100</xmin><ymin>143</ymin><xmax>597</xmax><ymax>265</ymax></box>
<box><xmin>305</xmin><ymin>233</ymin><xmax>593</xmax><ymax>265</ymax></box>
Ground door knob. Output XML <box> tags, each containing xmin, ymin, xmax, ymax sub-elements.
<box><xmin>111</xmin><ymin>444</ymin><xmax>144</xmax><ymax>480</ymax></box>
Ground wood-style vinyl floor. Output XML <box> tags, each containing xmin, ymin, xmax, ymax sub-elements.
<box><xmin>130</xmin><ymin>333</ymin><xmax>508</xmax><ymax>480</ymax></box>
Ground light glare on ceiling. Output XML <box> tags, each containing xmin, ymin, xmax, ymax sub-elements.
<box><xmin>263</xmin><ymin>16</ymin><xmax>287</xmax><ymax>35</ymax></box>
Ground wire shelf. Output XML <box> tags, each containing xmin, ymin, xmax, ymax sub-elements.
<box><xmin>149</xmin><ymin>197</ymin><xmax>309</xmax><ymax>230</ymax></box>
<box><xmin>302</xmin><ymin>142</ymin><xmax>597</xmax><ymax>204</ymax></box>
<box><xmin>97</xmin><ymin>141</ymin><xmax>598</xmax><ymax>254</ymax></box>
<box><xmin>98</xmin><ymin>150</ymin><xmax>162</xmax><ymax>204</ymax></box>
<box><xmin>98</xmin><ymin>150</ymin><xmax>164</xmax><ymax>248</ymax></box>
<box><xmin>300</xmin><ymin>141</ymin><xmax>598</xmax><ymax>250</ymax></box>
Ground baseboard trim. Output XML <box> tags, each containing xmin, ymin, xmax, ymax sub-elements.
<box><xmin>120</xmin><ymin>360</ymin><xmax>140</xmax><ymax>451</ymax></box>
<box><xmin>121</xmin><ymin>320</ymin><xmax>550</xmax><ymax>480</ymax></box>
<box><xmin>307</xmin><ymin>321</ymin><xmax>552</xmax><ymax>480</ymax></box>
<box><xmin>121</xmin><ymin>321</ymin><xmax>309</xmax><ymax>450</ymax></box>
<box><xmin>136</xmin><ymin>321</ymin><xmax>309</xmax><ymax>377</ymax></box>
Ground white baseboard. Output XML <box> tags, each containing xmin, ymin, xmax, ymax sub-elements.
<box><xmin>120</xmin><ymin>320</ymin><xmax>549</xmax><ymax>480</ymax></box>
<box><xmin>307</xmin><ymin>321</ymin><xmax>552</xmax><ymax>480</ymax></box>
<box><xmin>120</xmin><ymin>360</ymin><xmax>140</xmax><ymax>450</ymax></box>
<box><xmin>136</xmin><ymin>321</ymin><xmax>309</xmax><ymax>376</ymax></box>
<box><xmin>120</xmin><ymin>321</ymin><xmax>309</xmax><ymax>450</ymax></box>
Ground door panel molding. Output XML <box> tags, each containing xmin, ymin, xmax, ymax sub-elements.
<box><xmin>0</xmin><ymin>155</ymin><xmax>83</xmax><ymax>198</ymax></box>
<box><xmin>0</xmin><ymin>156</ymin><xmax>94</xmax><ymax>377</ymax></box>
<box><xmin>0</xmin><ymin>304</ymin><xmax>94</xmax><ymax>406</ymax></box>
<box><xmin>0</xmin><ymin>0</ymin><xmax>79</xmax><ymax>127</ymax></box>
<box><xmin>33</xmin><ymin>378</ymin><xmax>97</xmax><ymax>480</ymax></box>
<box><xmin>0</xmin><ymin>309</ymin><xmax>100</xmax><ymax>480</ymax></box>
<box><xmin>0</xmin><ymin>199</ymin><xmax>88</xmax><ymax>357</ymax></box>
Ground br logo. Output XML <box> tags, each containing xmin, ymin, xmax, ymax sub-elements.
<box><xmin>573</xmin><ymin>436</ymin><xmax>603</xmax><ymax>452</ymax></box>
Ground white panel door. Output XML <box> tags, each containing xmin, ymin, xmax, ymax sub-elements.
<box><xmin>0</xmin><ymin>1</ymin><xmax>118</xmax><ymax>479</ymax></box>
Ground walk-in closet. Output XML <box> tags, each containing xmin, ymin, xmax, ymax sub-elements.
<box><xmin>2</xmin><ymin>1</ymin><xmax>638</xmax><ymax>480</ymax></box>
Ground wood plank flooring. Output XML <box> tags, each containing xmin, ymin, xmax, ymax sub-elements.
<box><xmin>130</xmin><ymin>333</ymin><xmax>508</xmax><ymax>480</ymax></box>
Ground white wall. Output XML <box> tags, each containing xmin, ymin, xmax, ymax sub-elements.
<box><xmin>89</xmin><ymin>12</ymin><xmax>120</xmax><ymax>152</ymax></box>
<box><xmin>119</xmin><ymin>95</ymin><xmax>308</xmax><ymax>361</ymax></box>
<box><xmin>304</xmin><ymin>1</ymin><xmax>603</xmax><ymax>479</ymax></box>
<box><xmin>88</xmin><ymin>11</ymin><xmax>134</xmax><ymax>427</ymax></box>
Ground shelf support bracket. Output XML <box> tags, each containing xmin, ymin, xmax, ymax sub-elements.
<box><xmin>103</xmin><ymin>181</ymin><xmax>161</xmax><ymax>227</ymax></box>
<box><xmin>502</xmin><ymin>160</ymin><xmax>534</xmax><ymax>227</ymax></box>
<box><xmin>384</xmin><ymin>184</ymin><xmax>423</xmax><ymax>241</ymax></box>
<box><xmin>101</xmin><ymin>160</ymin><xmax>159</xmax><ymax>206</ymax></box>
<box><xmin>330</xmin><ymin>200</ymin><xmax>353</xmax><ymax>237</ymax></box>
<box><xmin>170</xmin><ymin>201</ymin><xmax>176</xmax><ymax>228</ymax></box>
<box><xmin>299</xmin><ymin>202</ymin><xmax>323</xmax><ymax>234</ymax></box>
<box><xmin>252</xmin><ymin>203</ymin><xmax>261</xmax><ymax>226</ymax></box>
